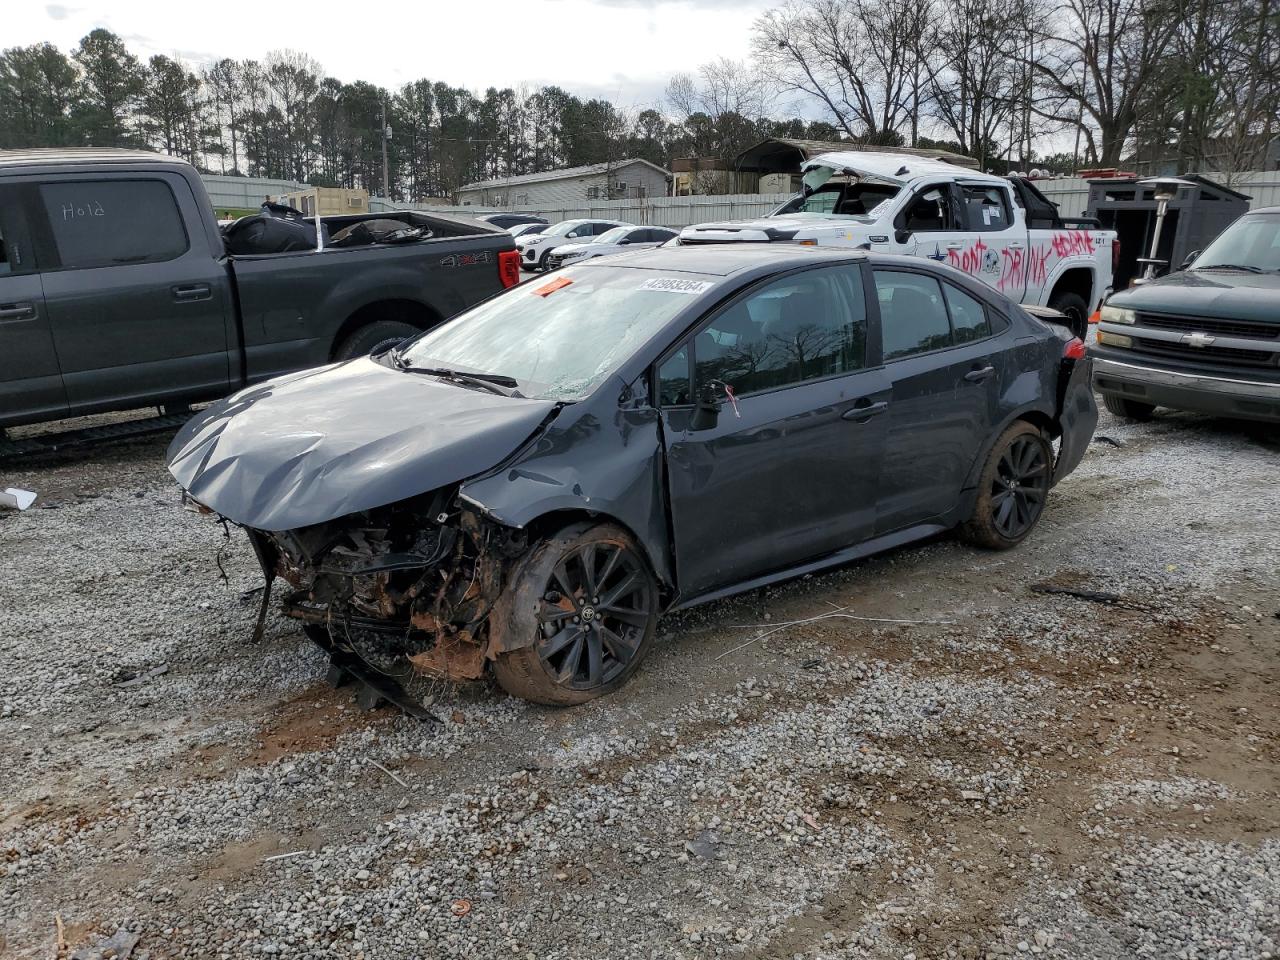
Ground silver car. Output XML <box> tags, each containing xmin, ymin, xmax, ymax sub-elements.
<box><xmin>546</xmin><ymin>226</ymin><xmax>679</xmax><ymax>270</ymax></box>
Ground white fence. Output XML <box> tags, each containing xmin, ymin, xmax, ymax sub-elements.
<box><xmin>203</xmin><ymin>171</ymin><xmax>1280</xmax><ymax>225</ymax></box>
<box><xmin>202</xmin><ymin>174</ymin><xmax>309</xmax><ymax>211</ymax></box>
<box><xmin>1034</xmin><ymin>179</ymin><xmax>1092</xmax><ymax>217</ymax></box>
<box><xmin>369</xmin><ymin>192</ymin><xmax>794</xmax><ymax>227</ymax></box>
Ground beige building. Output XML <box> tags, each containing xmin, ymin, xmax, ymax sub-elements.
<box><xmin>671</xmin><ymin>158</ymin><xmax>750</xmax><ymax>196</ymax></box>
<box><xmin>276</xmin><ymin>186</ymin><xmax>370</xmax><ymax>216</ymax></box>
<box><xmin>456</xmin><ymin>159</ymin><xmax>671</xmax><ymax>207</ymax></box>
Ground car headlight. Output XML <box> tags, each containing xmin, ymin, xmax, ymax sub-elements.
<box><xmin>1100</xmin><ymin>304</ymin><xmax>1136</xmax><ymax>325</ymax></box>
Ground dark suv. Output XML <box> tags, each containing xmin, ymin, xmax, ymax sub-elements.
<box><xmin>1091</xmin><ymin>207</ymin><xmax>1280</xmax><ymax>423</ymax></box>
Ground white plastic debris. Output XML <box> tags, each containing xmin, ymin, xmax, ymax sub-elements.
<box><xmin>0</xmin><ymin>487</ymin><xmax>36</xmax><ymax>511</ymax></box>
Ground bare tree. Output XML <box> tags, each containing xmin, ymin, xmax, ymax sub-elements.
<box><xmin>265</xmin><ymin>50</ymin><xmax>321</xmax><ymax>182</ymax></box>
<box><xmin>751</xmin><ymin>0</ymin><xmax>928</xmax><ymax>141</ymax></box>
<box><xmin>666</xmin><ymin>58</ymin><xmax>776</xmax><ymax>161</ymax></box>
<box><xmin>1171</xmin><ymin>0</ymin><xmax>1279</xmax><ymax>179</ymax></box>
<box><xmin>927</xmin><ymin>0</ymin><xmax>1025</xmax><ymax>166</ymax></box>
<box><xmin>1030</xmin><ymin>0</ymin><xmax>1181</xmax><ymax>167</ymax></box>
<box><xmin>204</xmin><ymin>59</ymin><xmax>243</xmax><ymax>174</ymax></box>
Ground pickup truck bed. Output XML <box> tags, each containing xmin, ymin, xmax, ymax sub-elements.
<box><xmin>0</xmin><ymin>149</ymin><xmax>519</xmax><ymax>429</ymax></box>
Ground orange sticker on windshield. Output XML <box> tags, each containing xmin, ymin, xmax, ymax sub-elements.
<box><xmin>532</xmin><ymin>276</ymin><xmax>573</xmax><ymax>297</ymax></box>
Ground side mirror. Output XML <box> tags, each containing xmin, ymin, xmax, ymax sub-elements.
<box><xmin>1179</xmin><ymin>250</ymin><xmax>1200</xmax><ymax>270</ymax></box>
<box><xmin>618</xmin><ymin>239</ymin><xmax>632</xmax><ymax>245</ymax></box>
<box><xmin>895</xmin><ymin>228</ymin><xmax>912</xmax><ymax>244</ymax></box>
<box><xmin>689</xmin><ymin>381</ymin><xmax>724</xmax><ymax>431</ymax></box>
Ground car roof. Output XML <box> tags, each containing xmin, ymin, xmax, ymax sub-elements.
<box><xmin>579</xmin><ymin>244</ymin><xmax>867</xmax><ymax>276</ymax></box>
<box><xmin>0</xmin><ymin>147</ymin><xmax>187</xmax><ymax>170</ymax></box>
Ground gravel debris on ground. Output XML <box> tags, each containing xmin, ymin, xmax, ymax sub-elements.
<box><xmin>2</xmin><ymin>408</ymin><xmax>1277</xmax><ymax>959</ymax></box>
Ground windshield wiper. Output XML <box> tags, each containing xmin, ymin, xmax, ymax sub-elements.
<box><xmin>393</xmin><ymin>358</ymin><xmax>520</xmax><ymax>395</ymax></box>
<box><xmin>1196</xmin><ymin>263</ymin><xmax>1264</xmax><ymax>273</ymax></box>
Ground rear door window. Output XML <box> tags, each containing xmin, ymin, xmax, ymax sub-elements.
<box><xmin>943</xmin><ymin>283</ymin><xmax>992</xmax><ymax>342</ymax></box>
<box><xmin>874</xmin><ymin>270</ymin><xmax>953</xmax><ymax>360</ymax></box>
<box><xmin>39</xmin><ymin>179</ymin><xmax>188</xmax><ymax>269</ymax></box>
<box><xmin>960</xmin><ymin>185</ymin><xmax>1012</xmax><ymax>231</ymax></box>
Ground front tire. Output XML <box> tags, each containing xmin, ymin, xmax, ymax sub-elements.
<box><xmin>493</xmin><ymin>523</ymin><xmax>658</xmax><ymax>706</ymax></box>
<box><xmin>1101</xmin><ymin>392</ymin><xmax>1156</xmax><ymax>421</ymax></box>
<box><xmin>959</xmin><ymin>420</ymin><xmax>1053</xmax><ymax>549</ymax></box>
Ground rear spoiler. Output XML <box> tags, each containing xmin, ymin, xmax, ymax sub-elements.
<box><xmin>1022</xmin><ymin>304</ymin><xmax>1076</xmax><ymax>333</ymax></box>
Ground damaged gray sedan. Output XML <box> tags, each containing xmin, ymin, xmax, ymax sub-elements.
<box><xmin>168</xmin><ymin>246</ymin><xmax>1096</xmax><ymax>708</ymax></box>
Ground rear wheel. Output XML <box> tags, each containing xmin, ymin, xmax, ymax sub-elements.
<box><xmin>1101</xmin><ymin>392</ymin><xmax>1156</xmax><ymax>421</ymax></box>
<box><xmin>334</xmin><ymin>320</ymin><xmax>420</xmax><ymax>361</ymax></box>
<box><xmin>959</xmin><ymin>420</ymin><xmax>1053</xmax><ymax>549</ymax></box>
<box><xmin>493</xmin><ymin>523</ymin><xmax>658</xmax><ymax>706</ymax></box>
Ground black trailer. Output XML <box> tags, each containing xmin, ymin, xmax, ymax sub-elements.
<box><xmin>1085</xmin><ymin>174</ymin><xmax>1250</xmax><ymax>288</ymax></box>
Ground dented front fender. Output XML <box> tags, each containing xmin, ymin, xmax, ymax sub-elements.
<box><xmin>459</xmin><ymin>399</ymin><xmax>674</xmax><ymax>588</ymax></box>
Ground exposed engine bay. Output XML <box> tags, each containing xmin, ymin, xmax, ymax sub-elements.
<box><xmin>242</xmin><ymin>488</ymin><xmax>529</xmax><ymax>695</ymax></box>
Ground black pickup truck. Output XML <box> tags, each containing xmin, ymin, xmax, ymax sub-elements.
<box><xmin>0</xmin><ymin>149</ymin><xmax>520</xmax><ymax>430</ymax></box>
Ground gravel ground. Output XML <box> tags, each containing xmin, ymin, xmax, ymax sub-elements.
<box><xmin>1</xmin><ymin>408</ymin><xmax>1277</xmax><ymax>960</ymax></box>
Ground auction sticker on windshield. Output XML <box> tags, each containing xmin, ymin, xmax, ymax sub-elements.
<box><xmin>639</xmin><ymin>277</ymin><xmax>715</xmax><ymax>295</ymax></box>
<box><xmin>531</xmin><ymin>276</ymin><xmax>573</xmax><ymax>297</ymax></box>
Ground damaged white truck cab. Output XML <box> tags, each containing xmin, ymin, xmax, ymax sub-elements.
<box><xmin>678</xmin><ymin>152</ymin><xmax>1117</xmax><ymax>335</ymax></box>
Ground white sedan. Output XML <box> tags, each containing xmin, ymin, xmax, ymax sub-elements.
<box><xmin>516</xmin><ymin>218</ymin><xmax>632</xmax><ymax>272</ymax></box>
<box><xmin>545</xmin><ymin>226</ymin><xmax>679</xmax><ymax>271</ymax></box>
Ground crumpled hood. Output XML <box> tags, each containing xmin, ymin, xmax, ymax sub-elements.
<box><xmin>1109</xmin><ymin>269</ymin><xmax>1280</xmax><ymax>324</ymax></box>
<box><xmin>167</xmin><ymin>357</ymin><xmax>559</xmax><ymax>531</ymax></box>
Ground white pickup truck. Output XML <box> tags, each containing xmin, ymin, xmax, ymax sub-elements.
<box><xmin>678</xmin><ymin>152</ymin><xmax>1116</xmax><ymax>335</ymax></box>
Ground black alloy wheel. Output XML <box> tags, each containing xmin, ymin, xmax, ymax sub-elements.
<box><xmin>535</xmin><ymin>541</ymin><xmax>652</xmax><ymax>689</ymax></box>
<box><xmin>990</xmin><ymin>434</ymin><xmax>1050</xmax><ymax>540</ymax></box>
<box><xmin>959</xmin><ymin>420</ymin><xmax>1053</xmax><ymax>549</ymax></box>
<box><xmin>493</xmin><ymin>523</ymin><xmax>659</xmax><ymax>705</ymax></box>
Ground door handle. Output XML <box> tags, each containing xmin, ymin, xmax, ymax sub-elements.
<box><xmin>0</xmin><ymin>302</ymin><xmax>36</xmax><ymax>322</ymax></box>
<box><xmin>1007</xmin><ymin>242</ymin><xmax>1025</xmax><ymax>249</ymax></box>
<box><xmin>171</xmin><ymin>283</ymin><xmax>212</xmax><ymax>302</ymax></box>
<box><xmin>964</xmin><ymin>365</ymin><xmax>996</xmax><ymax>383</ymax></box>
<box><xmin>945</xmin><ymin>241</ymin><xmax>965</xmax><ymax>250</ymax></box>
<box><xmin>842</xmin><ymin>400</ymin><xmax>889</xmax><ymax>421</ymax></box>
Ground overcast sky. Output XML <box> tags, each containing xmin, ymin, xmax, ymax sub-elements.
<box><xmin>14</xmin><ymin>0</ymin><xmax>780</xmax><ymax>113</ymax></box>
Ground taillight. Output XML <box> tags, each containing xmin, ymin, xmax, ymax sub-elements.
<box><xmin>1063</xmin><ymin>337</ymin><xmax>1086</xmax><ymax>360</ymax></box>
<box><xmin>1112</xmin><ymin>237</ymin><xmax>1121</xmax><ymax>275</ymax></box>
<box><xmin>498</xmin><ymin>249</ymin><xmax>521</xmax><ymax>288</ymax></box>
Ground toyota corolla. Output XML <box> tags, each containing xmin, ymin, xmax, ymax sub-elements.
<box><xmin>167</xmin><ymin>246</ymin><xmax>1096</xmax><ymax>709</ymax></box>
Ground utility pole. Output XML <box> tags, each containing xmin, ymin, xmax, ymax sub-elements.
<box><xmin>380</xmin><ymin>100</ymin><xmax>392</xmax><ymax>201</ymax></box>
